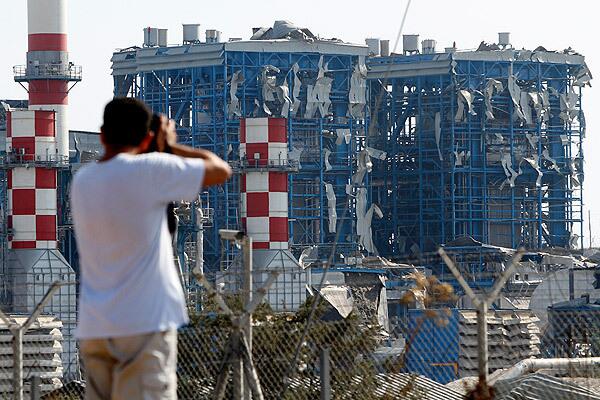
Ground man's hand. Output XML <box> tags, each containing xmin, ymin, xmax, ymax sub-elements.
<box><xmin>153</xmin><ymin>115</ymin><xmax>177</xmax><ymax>153</ymax></box>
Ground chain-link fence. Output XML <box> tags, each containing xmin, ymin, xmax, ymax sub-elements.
<box><xmin>2</xmin><ymin>245</ymin><xmax>600</xmax><ymax>399</ymax></box>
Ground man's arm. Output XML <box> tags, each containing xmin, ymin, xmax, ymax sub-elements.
<box><xmin>156</xmin><ymin>116</ymin><xmax>232</xmax><ymax>187</ymax></box>
<box><xmin>169</xmin><ymin>143</ymin><xmax>232</xmax><ymax>186</ymax></box>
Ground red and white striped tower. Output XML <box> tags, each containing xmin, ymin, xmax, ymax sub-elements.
<box><xmin>25</xmin><ymin>0</ymin><xmax>74</xmax><ymax>159</ymax></box>
<box><xmin>239</xmin><ymin>118</ymin><xmax>289</xmax><ymax>250</ymax></box>
<box><xmin>8</xmin><ymin>0</ymin><xmax>80</xmax><ymax>250</ymax></box>
<box><xmin>6</xmin><ymin>110</ymin><xmax>59</xmax><ymax>249</ymax></box>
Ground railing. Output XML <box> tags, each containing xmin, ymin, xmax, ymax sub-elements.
<box><xmin>230</xmin><ymin>158</ymin><xmax>299</xmax><ymax>172</ymax></box>
<box><xmin>13</xmin><ymin>64</ymin><xmax>82</xmax><ymax>81</ymax></box>
<box><xmin>0</xmin><ymin>153</ymin><xmax>70</xmax><ymax>169</ymax></box>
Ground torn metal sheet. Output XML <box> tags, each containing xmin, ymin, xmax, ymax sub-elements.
<box><xmin>454</xmin><ymin>150</ymin><xmax>470</xmax><ymax>167</ymax></box>
<box><xmin>348</xmin><ymin>56</ymin><xmax>368</xmax><ymax>119</ymax></box>
<box><xmin>324</xmin><ymin>149</ymin><xmax>332</xmax><ymax>171</ymax></box>
<box><xmin>501</xmin><ymin>153</ymin><xmax>521</xmax><ymax>188</ymax></box>
<box><xmin>316</xmin><ymin>76</ymin><xmax>333</xmax><ymax>117</ymax></box>
<box><xmin>526</xmin><ymin>133</ymin><xmax>539</xmax><ymax>150</ymax></box>
<box><xmin>252</xmin><ymin>98</ymin><xmax>261</xmax><ymax>117</ymax></box>
<box><xmin>540</xmin><ymin>89</ymin><xmax>550</xmax><ymax>123</ymax></box>
<box><xmin>315</xmin><ymin>57</ymin><xmax>332</xmax><ymax>117</ymax></box>
<box><xmin>251</xmin><ymin>20</ymin><xmax>317</xmax><ymax>41</ymax></box>
<box><xmin>528</xmin><ymin>92</ymin><xmax>543</xmax><ymax>122</ymax></box>
<box><xmin>484</xmin><ymin>79</ymin><xmax>503</xmax><ymax>120</ymax></box>
<box><xmin>507</xmin><ymin>75</ymin><xmax>526</xmax><ymax>121</ymax></box>
<box><xmin>228</xmin><ymin>70</ymin><xmax>244</xmax><ymax>118</ymax></box>
<box><xmin>542</xmin><ymin>149</ymin><xmax>561</xmax><ymax>173</ymax></box>
<box><xmin>377</xmin><ymin>285</ymin><xmax>389</xmax><ymax>331</ymax></box>
<box><xmin>291</xmin><ymin>63</ymin><xmax>302</xmax><ymax>116</ymax></box>
<box><xmin>455</xmin><ymin>89</ymin><xmax>476</xmax><ymax>122</ymax></box>
<box><xmin>573</xmin><ymin>63</ymin><xmax>593</xmax><ymax>87</ymax></box>
<box><xmin>569</xmin><ymin>158</ymin><xmax>582</xmax><ymax>187</ymax></box>
<box><xmin>262</xmin><ymin>65</ymin><xmax>280</xmax><ymax>102</ymax></box>
<box><xmin>524</xmin><ymin>155</ymin><xmax>543</xmax><ymax>187</ymax></box>
<box><xmin>356</xmin><ymin>188</ymin><xmax>367</xmax><ymax>249</ymax></box>
<box><xmin>263</xmin><ymin>102</ymin><xmax>272</xmax><ymax>116</ymax></box>
<box><xmin>305</xmin><ymin>56</ymin><xmax>332</xmax><ymax>118</ymax></box>
<box><xmin>519</xmin><ymin>91</ymin><xmax>534</xmax><ymax>125</ymax></box>
<box><xmin>559</xmin><ymin>88</ymin><xmax>578</xmax><ymax>124</ymax></box>
<box><xmin>276</xmin><ymin>78</ymin><xmax>292</xmax><ymax>117</ymax></box>
<box><xmin>352</xmin><ymin>150</ymin><xmax>373</xmax><ymax>185</ymax></box>
<box><xmin>356</xmin><ymin>188</ymin><xmax>383</xmax><ymax>254</ymax></box>
<box><xmin>298</xmin><ymin>246</ymin><xmax>318</xmax><ymax>268</ymax></box>
<box><xmin>324</xmin><ymin>183</ymin><xmax>337</xmax><ymax>233</ymax></box>
<box><xmin>569</xmin><ymin>233</ymin><xmax>580</xmax><ymax>249</ymax></box>
<box><xmin>336</xmin><ymin>128</ymin><xmax>351</xmax><ymax>145</ymax></box>
<box><xmin>366</xmin><ymin>146</ymin><xmax>387</xmax><ymax>160</ymax></box>
<box><xmin>304</xmin><ymin>84</ymin><xmax>318</xmax><ymax>118</ymax></box>
<box><xmin>319</xmin><ymin>286</ymin><xmax>354</xmax><ymax>318</ymax></box>
<box><xmin>434</xmin><ymin>112</ymin><xmax>442</xmax><ymax>160</ymax></box>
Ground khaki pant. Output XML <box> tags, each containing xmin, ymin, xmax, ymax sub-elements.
<box><xmin>80</xmin><ymin>330</ymin><xmax>177</xmax><ymax>400</ymax></box>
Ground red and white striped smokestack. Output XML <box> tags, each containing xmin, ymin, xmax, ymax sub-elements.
<box><xmin>27</xmin><ymin>0</ymin><xmax>70</xmax><ymax>159</ymax></box>
<box><xmin>239</xmin><ymin>118</ymin><xmax>289</xmax><ymax>250</ymax></box>
<box><xmin>7</xmin><ymin>0</ymin><xmax>80</xmax><ymax>250</ymax></box>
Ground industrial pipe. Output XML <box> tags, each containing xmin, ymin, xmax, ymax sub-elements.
<box><xmin>490</xmin><ymin>357</ymin><xmax>600</xmax><ymax>384</ymax></box>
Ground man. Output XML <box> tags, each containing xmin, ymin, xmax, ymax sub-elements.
<box><xmin>71</xmin><ymin>98</ymin><xmax>231</xmax><ymax>399</ymax></box>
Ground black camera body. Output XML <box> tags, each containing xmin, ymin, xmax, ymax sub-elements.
<box><xmin>148</xmin><ymin>113</ymin><xmax>178</xmax><ymax>236</ymax></box>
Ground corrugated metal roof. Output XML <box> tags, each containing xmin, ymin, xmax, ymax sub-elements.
<box><xmin>287</xmin><ymin>373</ymin><xmax>464</xmax><ymax>399</ymax></box>
<box><xmin>111</xmin><ymin>39</ymin><xmax>368</xmax><ymax>76</ymax></box>
<box><xmin>373</xmin><ymin>373</ymin><xmax>464</xmax><ymax>400</ymax></box>
<box><xmin>367</xmin><ymin>49</ymin><xmax>586</xmax><ymax>79</ymax></box>
<box><xmin>494</xmin><ymin>373</ymin><xmax>600</xmax><ymax>400</ymax></box>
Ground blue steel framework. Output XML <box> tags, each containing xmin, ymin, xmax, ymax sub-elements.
<box><xmin>112</xmin><ymin>44</ymin><xmax>368</xmax><ymax>271</ymax></box>
<box><xmin>368</xmin><ymin>54</ymin><xmax>585</xmax><ymax>264</ymax></box>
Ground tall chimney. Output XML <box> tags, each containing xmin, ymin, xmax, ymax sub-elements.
<box><xmin>9</xmin><ymin>0</ymin><xmax>81</xmax><ymax>249</ymax></box>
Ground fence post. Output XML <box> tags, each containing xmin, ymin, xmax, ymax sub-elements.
<box><xmin>320</xmin><ymin>348</ymin><xmax>331</xmax><ymax>400</ymax></box>
<box><xmin>477</xmin><ymin>301</ymin><xmax>489</xmax><ymax>396</ymax></box>
<box><xmin>243</xmin><ymin>235</ymin><xmax>253</xmax><ymax>400</ymax></box>
<box><xmin>232</xmin><ymin>329</ymin><xmax>244</xmax><ymax>400</ymax></box>
<box><xmin>12</xmin><ymin>329</ymin><xmax>23</xmax><ymax>400</ymax></box>
<box><xmin>29</xmin><ymin>375</ymin><xmax>41</xmax><ymax>400</ymax></box>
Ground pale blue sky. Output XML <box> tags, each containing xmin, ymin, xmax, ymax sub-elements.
<box><xmin>1</xmin><ymin>0</ymin><xmax>599</xmax><ymax>243</ymax></box>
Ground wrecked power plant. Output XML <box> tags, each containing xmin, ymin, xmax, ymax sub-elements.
<box><xmin>0</xmin><ymin>0</ymin><xmax>599</xmax><ymax>398</ymax></box>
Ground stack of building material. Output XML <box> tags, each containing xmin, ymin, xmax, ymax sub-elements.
<box><xmin>0</xmin><ymin>316</ymin><xmax>64</xmax><ymax>395</ymax></box>
<box><xmin>458</xmin><ymin>310</ymin><xmax>540</xmax><ymax>377</ymax></box>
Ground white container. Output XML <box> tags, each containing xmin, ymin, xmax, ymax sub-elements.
<box><xmin>158</xmin><ymin>29</ymin><xmax>168</xmax><ymax>47</ymax></box>
<box><xmin>422</xmin><ymin>39</ymin><xmax>436</xmax><ymax>54</ymax></box>
<box><xmin>403</xmin><ymin>34</ymin><xmax>419</xmax><ymax>53</ymax></box>
<box><xmin>380</xmin><ymin>39</ymin><xmax>390</xmax><ymax>57</ymax></box>
<box><xmin>183</xmin><ymin>24</ymin><xmax>200</xmax><ymax>43</ymax></box>
<box><xmin>206</xmin><ymin>29</ymin><xmax>221</xmax><ymax>43</ymax></box>
<box><xmin>143</xmin><ymin>27</ymin><xmax>159</xmax><ymax>47</ymax></box>
<box><xmin>365</xmin><ymin>38</ymin><xmax>381</xmax><ymax>56</ymax></box>
<box><xmin>499</xmin><ymin>32</ymin><xmax>511</xmax><ymax>47</ymax></box>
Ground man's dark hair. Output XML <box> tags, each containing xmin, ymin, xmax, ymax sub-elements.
<box><xmin>101</xmin><ymin>98</ymin><xmax>151</xmax><ymax>147</ymax></box>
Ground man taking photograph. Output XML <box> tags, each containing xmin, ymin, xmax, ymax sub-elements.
<box><xmin>71</xmin><ymin>98</ymin><xmax>231</xmax><ymax>399</ymax></box>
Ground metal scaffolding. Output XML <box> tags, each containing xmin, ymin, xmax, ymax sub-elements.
<box><xmin>367</xmin><ymin>51</ymin><xmax>588</xmax><ymax>262</ymax></box>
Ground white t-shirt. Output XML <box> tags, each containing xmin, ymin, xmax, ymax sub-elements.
<box><xmin>71</xmin><ymin>152</ymin><xmax>205</xmax><ymax>339</ymax></box>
